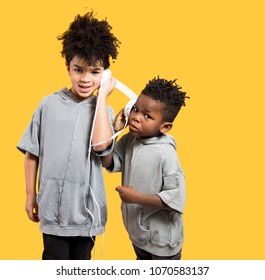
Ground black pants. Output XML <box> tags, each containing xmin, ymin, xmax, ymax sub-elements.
<box><xmin>42</xmin><ymin>233</ymin><xmax>95</xmax><ymax>260</ymax></box>
<box><xmin>133</xmin><ymin>244</ymin><xmax>182</xmax><ymax>260</ymax></box>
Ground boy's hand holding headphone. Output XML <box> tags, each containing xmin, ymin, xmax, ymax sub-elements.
<box><xmin>99</xmin><ymin>70</ymin><xmax>116</xmax><ymax>99</ymax></box>
<box><xmin>113</xmin><ymin>108</ymin><xmax>127</xmax><ymax>133</ymax></box>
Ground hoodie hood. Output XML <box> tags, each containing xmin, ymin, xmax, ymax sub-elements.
<box><xmin>58</xmin><ymin>87</ymin><xmax>97</xmax><ymax>105</ymax></box>
<box><xmin>136</xmin><ymin>133</ymin><xmax>176</xmax><ymax>150</ymax></box>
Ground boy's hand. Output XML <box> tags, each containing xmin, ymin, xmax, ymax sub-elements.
<box><xmin>99</xmin><ymin>73</ymin><xmax>116</xmax><ymax>99</ymax></box>
<box><xmin>116</xmin><ymin>185</ymin><xmax>169</xmax><ymax>209</ymax></box>
<box><xmin>115</xmin><ymin>185</ymin><xmax>140</xmax><ymax>204</ymax></box>
<box><xmin>114</xmin><ymin>109</ymin><xmax>127</xmax><ymax>132</ymax></box>
<box><xmin>25</xmin><ymin>194</ymin><xmax>39</xmax><ymax>223</ymax></box>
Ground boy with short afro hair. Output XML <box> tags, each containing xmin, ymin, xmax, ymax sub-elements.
<box><xmin>102</xmin><ymin>77</ymin><xmax>188</xmax><ymax>260</ymax></box>
<box><xmin>17</xmin><ymin>11</ymin><xmax>120</xmax><ymax>260</ymax></box>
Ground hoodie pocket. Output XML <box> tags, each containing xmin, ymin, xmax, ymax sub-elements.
<box><xmin>59</xmin><ymin>180</ymin><xmax>90</xmax><ymax>226</ymax></box>
<box><xmin>36</xmin><ymin>177</ymin><xmax>61</xmax><ymax>223</ymax></box>
<box><xmin>125</xmin><ymin>204</ymin><xmax>151</xmax><ymax>244</ymax></box>
<box><xmin>149</xmin><ymin>211</ymin><xmax>183</xmax><ymax>248</ymax></box>
<box><xmin>37</xmin><ymin>177</ymin><xmax>90</xmax><ymax>226</ymax></box>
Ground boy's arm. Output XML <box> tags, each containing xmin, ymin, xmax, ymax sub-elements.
<box><xmin>101</xmin><ymin>152</ymin><xmax>114</xmax><ymax>168</ymax></box>
<box><xmin>92</xmin><ymin>75</ymin><xmax>116</xmax><ymax>152</ymax></box>
<box><xmin>116</xmin><ymin>185</ymin><xmax>170</xmax><ymax>210</ymax></box>
<box><xmin>101</xmin><ymin>108</ymin><xmax>127</xmax><ymax>168</ymax></box>
<box><xmin>24</xmin><ymin>152</ymin><xmax>39</xmax><ymax>222</ymax></box>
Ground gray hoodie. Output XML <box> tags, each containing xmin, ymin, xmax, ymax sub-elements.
<box><xmin>108</xmin><ymin>133</ymin><xmax>186</xmax><ymax>257</ymax></box>
<box><xmin>17</xmin><ymin>88</ymin><xmax>114</xmax><ymax>237</ymax></box>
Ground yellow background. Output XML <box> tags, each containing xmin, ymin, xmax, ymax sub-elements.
<box><xmin>1</xmin><ymin>0</ymin><xmax>264</xmax><ymax>260</ymax></box>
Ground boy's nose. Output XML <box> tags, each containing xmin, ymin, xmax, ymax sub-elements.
<box><xmin>80</xmin><ymin>73</ymin><xmax>92</xmax><ymax>83</ymax></box>
<box><xmin>131</xmin><ymin>113</ymin><xmax>140</xmax><ymax>123</ymax></box>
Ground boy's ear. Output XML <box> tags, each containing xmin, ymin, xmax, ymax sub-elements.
<box><xmin>160</xmin><ymin>122</ymin><xmax>173</xmax><ymax>134</ymax></box>
<box><xmin>67</xmin><ymin>66</ymin><xmax>70</xmax><ymax>75</ymax></box>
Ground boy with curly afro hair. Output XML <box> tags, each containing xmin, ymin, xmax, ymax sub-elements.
<box><xmin>17</xmin><ymin>11</ymin><xmax>121</xmax><ymax>260</ymax></box>
<box><xmin>102</xmin><ymin>77</ymin><xmax>188</xmax><ymax>259</ymax></box>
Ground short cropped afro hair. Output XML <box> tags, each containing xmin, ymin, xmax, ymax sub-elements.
<box><xmin>57</xmin><ymin>11</ymin><xmax>121</xmax><ymax>68</ymax></box>
<box><xmin>141</xmin><ymin>77</ymin><xmax>189</xmax><ymax>122</ymax></box>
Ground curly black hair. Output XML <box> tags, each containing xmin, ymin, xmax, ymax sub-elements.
<box><xmin>141</xmin><ymin>77</ymin><xmax>189</xmax><ymax>122</ymax></box>
<box><xmin>57</xmin><ymin>11</ymin><xmax>121</xmax><ymax>68</ymax></box>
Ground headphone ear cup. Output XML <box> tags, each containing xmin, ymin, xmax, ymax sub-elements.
<box><xmin>124</xmin><ymin>98</ymin><xmax>137</xmax><ymax>118</ymax></box>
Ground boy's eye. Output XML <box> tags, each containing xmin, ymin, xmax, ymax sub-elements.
<box><xmin>144</xmin><ymin>114</ymin><xmax>151</xmax><ymax>119</ymax></box>
<box><xmin>74</xmin><ymin>68</ymin><xmax>83</xmax><ymax>73</ymax></box>
<box><xmin>132</xmin><ymin>106</ymin><xmax>138</xmax><ymax>112</ymax></box>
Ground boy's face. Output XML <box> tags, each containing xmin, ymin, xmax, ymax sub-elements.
<box><xmin>67</xmin><ymin>56</ymin><xmax>104</xmax><ymax>101</ymax></box>
<box><xmin>128</xmin><ymin>94</ymin><xmax>172</xmax><ymax>139</ymax></box>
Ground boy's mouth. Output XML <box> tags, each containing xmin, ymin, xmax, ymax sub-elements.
<box><xmin>78</xmin><ymin>85</ymin><xmax>92</xmax><ymax>92</ymax></box>
<box><xmin>129</xmin><ymin>123</ymin><xmax>139</xmax><ymax>132</ymax></box>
